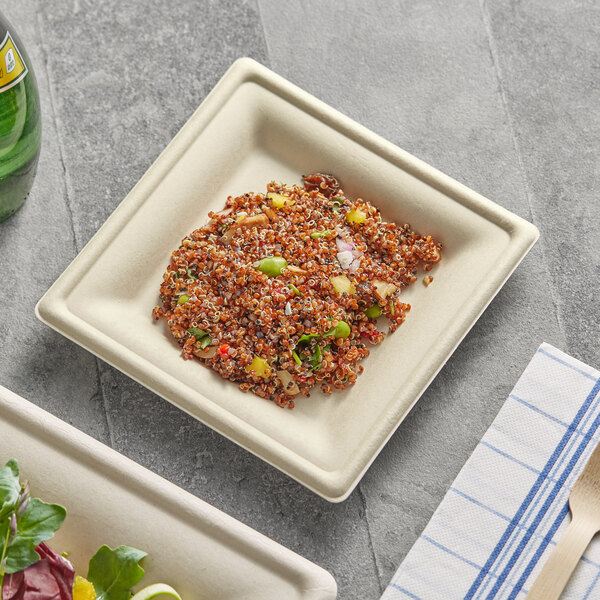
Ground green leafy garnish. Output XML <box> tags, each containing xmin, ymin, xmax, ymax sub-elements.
<box><xmin>288</xmin><ymin>283</ymin><xmax>301</xmax><ymax>296</ymax></box>
<box><xmin>188</xmin><ymin>327</ymin><xmax>208</xmax><ymax>340</ymax></box>
<box><xmin>186</xmin><ymin>268</ymin><xmax>198</xmax><ymax>280</ymax></box>
<box><xmin>0</xmin><ymin>460</ymin><xmax>20</xmax><ymax>522</ymax></box>
<box><xmin>296</xmin><ymin>333</ymin><xmax>320</xmax><ymax>345</ymax></box>
<box><xmin>0</xmin><ymin>459</ymin><xmax>66</xmax><ymax>588</ymax></box>
<box><xmin>187</xmin><ymin>327</ymin><xmax>212</xmax><ymax>349</ymax></box>
<box><xmin>308</xmin><ymin>345</ymin><xmax>322</xmax><ymax>371</ymax></box>
<box><xmin>292</xmin><ymin>350</ymin><xmax>302</xmax><ymax>366</ymax></box>
<box><xmin>87</xmin><ymin>545</ymin><xmax>147</xmax><ymax>600</ymax></box>
<box><xmin>4</xmin><ymin>498</ymin><xmax>67</xmax><ymax>573</ymax></box>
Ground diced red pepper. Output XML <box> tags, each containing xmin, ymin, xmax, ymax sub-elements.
<box><xmin>361</xmin><ymin>332</ymin><xmax>378</xmax><ymax>341</ymax></box>
<box><xmin>218</xmin><ymin>344</ymin><xmax>230</xmax><ymax>358</ymax></box>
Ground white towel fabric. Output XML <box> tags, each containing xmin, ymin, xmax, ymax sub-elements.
<box><xmin>381</xmin><ymin>343</ymin><xmax>600</xmax><ymax>600</ymax></box>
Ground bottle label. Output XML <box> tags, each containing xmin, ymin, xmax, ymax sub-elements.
<box><xmin>0</xmin><ymin>31</ymin><xmax>27</xmax><ymax>93</ymax></box>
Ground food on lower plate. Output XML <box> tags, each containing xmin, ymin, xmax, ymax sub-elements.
<box><xmin>153</xmin><ymin>173</ymin><xmax>442</xmax><ymax>408</ymax></box>
<box><xmin>0</xmin><ymin>459</ymin><xmax>181</xmax><ymax>600</ymax></box>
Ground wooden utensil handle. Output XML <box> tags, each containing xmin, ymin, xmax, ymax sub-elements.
<box><xmin>525</xmin><ymin>516</ymin><xmax>596</xmax><ymax>600</ymax></box>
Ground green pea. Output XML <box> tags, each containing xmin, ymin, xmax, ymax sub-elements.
<box><xmin>324</xmin><ymin>321</ymin><xmax>351</xmax><ymax>339</ymax></box>
<box><xmin>177</xmin><ymin>294</ymin><xmax>190</xmax><ymax>305</ymax></box>
<box><xmin>255</xmin><ymin>256</ymin><xmax>288</xmax><ymax>277</ymax></box>
<box><xmin>365</xmin><ymin>305</ymin><xmax>382</xmax><ymax>318</ymax></box>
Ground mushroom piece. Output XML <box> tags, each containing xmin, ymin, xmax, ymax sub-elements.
<box><xmin>193</xmin><ymin>345</ymin><xmax>218</xmax><ymax>359</ymax></box>
<box><xmin>277</xmin><ymin>370</ymin><xmax>300</xmax><ymax>396</ymax></box>
<box><xmin>263</xmin><ymin>206</ymin><xmax>278</xmax><ymax>222</ymax></box>
<box><xmin>287</xmin><ymin>265</ymin><xmax>309</xmax><ymax>276</ymax></box>
<box><xmin>221</xmin><ymin>214</ymin><xmax>270</xmax><ymax>244</ymax></box>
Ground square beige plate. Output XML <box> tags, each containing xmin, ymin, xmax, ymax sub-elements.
<box><xmin>36</xmin><ymin>58</ymin><xmax>539</xmax><ymax>502</ymax></box>
<box><xmin>0</xmin><ymin>384</ymin><xmax>337</xmax><ymax>599</ymax></box>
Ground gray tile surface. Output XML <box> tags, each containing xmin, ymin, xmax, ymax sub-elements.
<box><xmin>0</xmin><ymin>0</ymin><xmax>597</xmax><ymax>598</ymax></box>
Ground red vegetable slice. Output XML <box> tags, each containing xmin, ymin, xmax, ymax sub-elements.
<box><xmin>2</xmin><ymin>542</ymin><xmax>74</xmax><ymax>600</ymax></box>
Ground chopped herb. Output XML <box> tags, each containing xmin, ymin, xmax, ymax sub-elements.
<box><xmin>288</xmin><ymin>283</ymin><xmax>301</xmax><ymax>296</ymax></box>
<box><xmin>187</xmin><ymin>327</ymin><xmax>212</xmax><ymax>349</ymax></box>
<box><xmin>297</xmin><ymin>333</ymin><xmax>320</xmax><ymax>345</ymax></box>
<box><xmin>187</xmin><ymin>268</ymin><xmax>198</xmax><ymax>280</ymax></box>
<box><xmin>187</xmin><ymin>327</ymin><xmax>208</xmax><ymax>340</ymax></box>
<box><xmin>308</xmin><ymin>345</ymin><xmax>322</xmax><ymax>371</ymax></box>
<box><xmin>292</xmin><ymin>350</ymin><xmax>302</xmax><ymax>366</ymax></box>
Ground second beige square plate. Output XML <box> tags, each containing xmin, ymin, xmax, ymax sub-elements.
<box><xmin>0</xmin><ymin>384</ymin><xmax>337</xmax><ymax>598</ymax></box>
<box><xmin>36</xmin><ymin>58</ymin><xmax>538</xmax><ymax>502</ymax></box>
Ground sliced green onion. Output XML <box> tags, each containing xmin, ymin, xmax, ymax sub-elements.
<box><xmin>309</xmin><ymin>345</ymin><xmax>322</xmax><ymax>371</ymax></box>
<box><xmin>288</xmin><ymin>283</ymin><xmax>301</xmax><ymax>296</ymax></box>
<box><xmin>331</xmin><ymin>196</ymin><xmax>345</xmax><ymax>212</ymax></box>
<box><xmin>292</xmin><ymin>350</ymin><xmax>302</xmax><ymax>366</ymax></box>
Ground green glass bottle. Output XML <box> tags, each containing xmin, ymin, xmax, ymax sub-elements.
<box><xmin>0</xmin><ymin>10</ymin><xmax>41</xmax><ymax>222</ymax></box>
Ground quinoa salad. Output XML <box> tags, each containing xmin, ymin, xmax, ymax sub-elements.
<box><xmin>153</xmin><ymin>173</ymin><xmax>442</xmax><ymax>408</ymax></box>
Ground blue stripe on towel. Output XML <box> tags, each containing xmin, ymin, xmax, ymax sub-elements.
<box><xmin>389</xmin><ymin>583</ymin><xmax>422</xmax><ymax>599</ymax></box>
<box><xmin>538</xmin><ymin>347</ymin><xmax>598</xmax><ymax>381</ymax></box>
<box><xmin>464</xmin><ymin>369</ymin><xmax>600</xmax><ymax>599</ymax></box>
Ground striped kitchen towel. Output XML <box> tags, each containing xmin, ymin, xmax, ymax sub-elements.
<box><xmin>382</xmin><ymin>343</ymin><xmax>600</xmax><ymax>600</ymax></box>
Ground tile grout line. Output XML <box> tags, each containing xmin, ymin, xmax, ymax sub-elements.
<box><xmin>34</xmin><ymin>9</ymin><xmax>115</xmax><ymax>449</ymax></box>
<box><xmin>253</xmin><ymin>0</ymin><xmax>273</xmax><ymax>69</ymax></box>
<box><xmin>34</xmin><ymin>11</ymin><xmax>79</xmax><ymax>256</ymax></box>
<box><xmin>477</xmin><ymin>0</ymin><xmax>568</xmax><ymax>349</ymax></box>
<box><xmin>357</xmin><ymin>482</ymin><xmax>385</xmax><ymax>596</ymax></box>
<box><xmin>94</xmin><ymin>358</ymin><xmax>116</xmax><ymax>449</ymax></box>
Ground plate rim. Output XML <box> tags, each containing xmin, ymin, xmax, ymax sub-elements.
<box><xmin>0</xmin><ymin>383</ymin><xmax>338</xmax><ymax>598</ymax></box>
